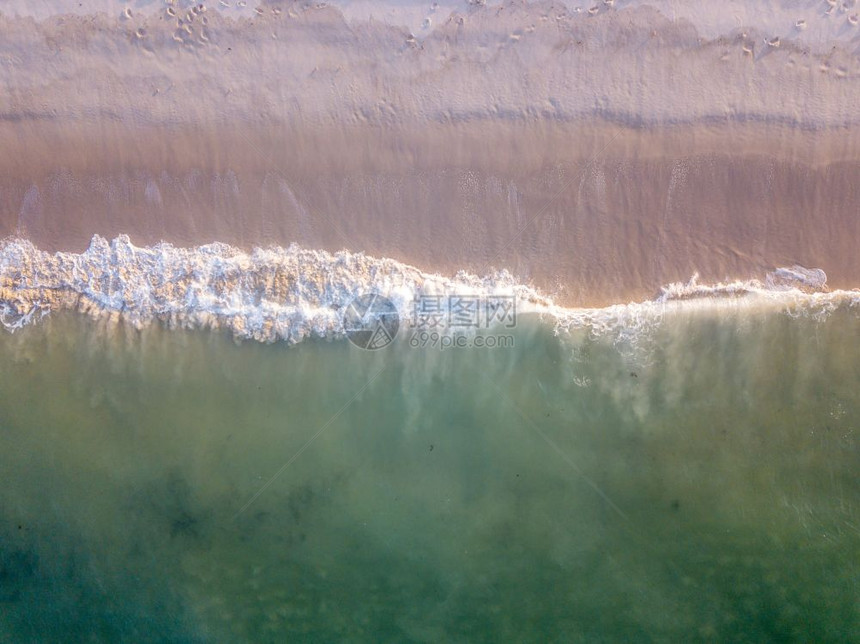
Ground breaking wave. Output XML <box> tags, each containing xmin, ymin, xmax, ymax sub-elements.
<box><xmin>0</xmin><ymin>235</ymin><xmax>857</xmax><ymax>343</ymax></box>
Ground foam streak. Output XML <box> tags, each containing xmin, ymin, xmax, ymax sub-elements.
<box><xmin>0</xmin><ymin>235</ymin><xmax>855</xmax><ymax>343</ymax></box>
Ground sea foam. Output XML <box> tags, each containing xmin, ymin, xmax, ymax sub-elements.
<box><xmin>0</xmin><ymin>235</ymin><xmax>856</xmax><ymax>343</ymax></box>
<box><xmin>0</xmin><ymin>235</ymin><xmax>548</xmax><ymax>343</ymax></box>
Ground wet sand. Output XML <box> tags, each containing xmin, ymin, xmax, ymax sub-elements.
<box><xmin>4</xmin><ymin>119</ymin><xmax>860</xmax><ymax>306</ymax></box>
<box><xmin>2</xmin><ymin>2</ymin><xmax>860</xmax><ymax>305</ymax></box>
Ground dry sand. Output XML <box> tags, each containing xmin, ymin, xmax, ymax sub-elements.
<box><xmin>2</xmin><ymin>1</ymin><xmax>860</xmax><ymax>305</ymax></box>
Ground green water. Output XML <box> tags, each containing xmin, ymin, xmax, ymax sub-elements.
<box><xmin>1</xmin><ymin>309</ymin><xmax>859</xmax><ymax>642</ymax></box>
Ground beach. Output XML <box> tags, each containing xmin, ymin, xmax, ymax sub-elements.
<box><xmin>2</xmin><ymin>1</ymin><xmax>860</xmax><ymax>641</ymax></box>
<box><xmin>2</xmin><ymin>1</ymin><xmax>860</xmax><ymax>303</ymax></box>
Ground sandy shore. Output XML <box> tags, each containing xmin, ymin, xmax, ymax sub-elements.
<box><xmin>2</xmin><ymin>2</ymin><xmax>860</xmax><ymax>306</ymax></box>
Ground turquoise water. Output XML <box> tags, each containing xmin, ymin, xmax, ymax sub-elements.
<box><xmin>1</xmin><ymin>308</ymin><xmax>859</xmax><ymax>642</ymax></box>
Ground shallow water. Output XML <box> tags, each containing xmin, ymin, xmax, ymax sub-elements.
<box><xmin>1</xmin><ymin>308</ymin><xmax>859</xmax><ymax>642</ymax></box>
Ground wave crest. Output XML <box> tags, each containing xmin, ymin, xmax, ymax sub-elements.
<box><xmin>0</xmin><ymin>235</ymin><xmax>548</xmax><ymax>342</ymax></box>
<box><xmin>0</xmin><ymin>235</ymin><xmax>855</xmax><ymax>343</ymax></box>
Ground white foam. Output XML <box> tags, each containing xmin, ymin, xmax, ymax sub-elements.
<box><xmin>0</xmin><ymin>235</ymin><xmax>857</xmax><ymax>343</ymax></box>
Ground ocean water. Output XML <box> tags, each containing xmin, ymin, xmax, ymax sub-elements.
<box><xmin>1</xmin><ymin>301</ymin><xmax>859</xmax><ymax>642</ymax></box>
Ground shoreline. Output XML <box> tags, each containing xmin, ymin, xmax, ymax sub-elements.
<box><xmin>0</xmin><ymin>233</ymin><xmax>855</xmax><ymax>345</ymax></box>
<box><xmin>4</xmin><ymin>119</ymin><xmax>860</xmax><ymax>307</ymax></box>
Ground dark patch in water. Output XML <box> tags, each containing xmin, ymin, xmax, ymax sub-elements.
<box><xmin>0</xmin><ymin>548</ymin><xmax>38</xmax><ymax>602</ymax></box>
<box><xmin>287</xmin><ymin>484</ymin><xmax>315</xmax><ymax>524</ymax></box>
<box><xmin>127</xmin><ymin>471</ymin><xmax>213</xmax><ymax>547</ymax></box>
